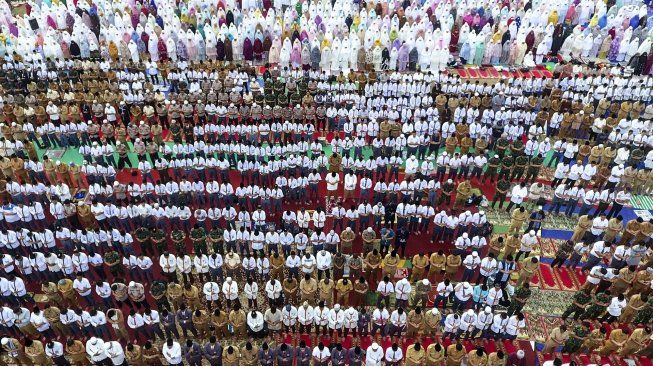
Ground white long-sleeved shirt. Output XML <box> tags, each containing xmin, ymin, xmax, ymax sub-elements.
<box><xmin>366</xmin><ymin>346</ymin><xmax>385</xmax><ymax>366</ymax></box>
<box><xmin>162</xmin><ymin>341</ymin><xmax>182</xmax><ymax>364</ymax></box>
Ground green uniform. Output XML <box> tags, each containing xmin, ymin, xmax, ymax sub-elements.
<box><xmin>150</xmin><ymin>280</ymin><xmax>168</xmax><ymax>308</ymax></box>
<box><xmin>491</xmin><ymin>180</ymin><xmax>511</xmax><ymax>209</ymax></box>
<box><xmin>483</xmin><ymin>157</ymin><xmax>500</xmax><ymax>183</ymax></box>
<box><xmin>525</xmin><ymin>156</ymin><xmax>544</xmax><ymax>182</ymax></box>
<box><xmin>581</xmin><ymin>292</ymin><xmax>610</xmax><ymax>320</ymax></box>
<box><xmin>265</xmin><ymin>93</ymin><xmax>276</xmax><ymax>106</ymax></box>
<box><xmin>135</xmin><ymin>227</ymin><xmax>151</xmax><ymax>254</ymax></box>
<box><xmin>191</xmin><ymin>227</ymin><xmax>208</xmax><ymax>255</ymax></box>
<box><xmin>561</xmin><ymin>290</ymin><xmax>592</xmax><ymax>320</ymax></box>
<box><xmin>563</xmin><ymin>324</ymin><xmax>590</xmax><ymax>353</ymax></box>
<box><xmin>495</xmin><ymin>138</ymin><xmax>510</xmax><ymax>157</ymax></box>
<box><xmin>151</xmin><ymin>229</ymin><xmax>167</xmax><ymax>253</ymax></box>
<box><xmin>290</xmin><ymin>93</ymin><xmax>302</xmax><ymax>106</ymax></box>
<box><xmin>633</xmin><ymin>296</ymin><xmax>653</xmax><ymax>325</ymax></box>
<box><xmin>170</xmin><ymin>123</ymin><xmax>182</xmax><ymax>143</ymax></box>
<box><xmin>498</xmin><ymin>157</ymin><xmax>514</xmax><ymax>180</ymax></box>
<box><xmin>511</xmin><ymin>156</ymin><xmax>528</xmax><ymax>181</ymax></box>
<box><xmin>439</xmin><ymin>182</ymin><xmax>454</xmax><ymax>205</ymax></box>
<box><xmin>209</xmin><ymin>228</ymin><xmax>225</xmax><ymax>255</ymax></box>
<box><xmin>104</xmin><ymin>251</ymin><xmax>123</xmax><ymax>277</ymax></box>
<box><xmin>506</xmin><ymin>286</ymin><xmax>531</xmax><ymax>315</ymax></box>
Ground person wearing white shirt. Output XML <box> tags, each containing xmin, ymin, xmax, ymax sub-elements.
<box><xmin>265</xmin><ymin>279</ymin><xmax>283</xmax><ymax>305</ymax></box>
<box><xmin>221</xmin><ymin>277</ymin><xmax>239</xmax><ymax>307</ymax></box>
<box><xmin>281</xmin><ymin>304</ymin><xmax>298</xmax><ymax>332</ymax></box>
<box><xmin>104</xmin><ymin>341</ymin><xmax>125</xmax><ymax>366</ymax></box>
<box><xmin>158</xmin><ymin>253</ymin><xmax>177</xmax><ymax>283</ymax></box>
<box><xmin>202</xmin><ymin>281</ymin><xmax>220</xmax><ymax>310</ymax></box>
<box><xmin>582</xmin><ymin>239</ymin><xmax>612</xmax><ymax>271</ymax></box>
<box><xmin>506</xmin><ymin>182</ymin><xmax>528</xmax><ymax>212</ymax></box>
<box><xmin>384</xmin><ymin>344</ymin><xmax>403</xmax><ymax>366</ymax></box>
<box><xmin>312</xmin><ymin>343</ymin><xmax>331</xmax><ymax>366</ymax></box>
<box><xmin>457</xmin><ymin>309</ymin><xmax>477</xmax><ymax>338</ymax></box>
<box><xmin>325</xmin><ymin>172</ymin><xmax>340</xmax><ymax>202</ymax></box>
<box><xmin>316</xmin><ymin>250</ymin><xmax>332</xmax><ymax>280</ymax></box>
<box><xmin>86</xmin><ymin>337</ymin><xmax>112</xmax><ymax>366</ymax></box>
<box><xmin>602</xmin><ymin>294</ymin><xmax>627</xmax><ymax>323</ymax></box>
<box><xmin>504</xmin><ymin>314</ymin><xmax>526</xmax><ymax>340</ymax></box>
<box><xmin>388</xmin><ymin>308</ymin><xmax>407</xmax><ymax>337</ymax></box>
<box><xmin>45</xmin><ymin>340</ymin><xmax>67</xmax><ymax>366</ymax></box>
<box><xmin>471</xmin><ymin>306</ymin><xmax>494</xmax><ymax>339</ymax></box>
<box><xmin>479</xmin><ymin>253</ymin><xmax>498</xmax><ymax>284</ymax></box>
<box><xmin>246</xmin><ymin>310</ymin><xmax>265</xmax><ymax>338</ymax></box>
<box><xmin>443</xmin><ymin>313</ymin><xmax>461</xmax><ymax>339</ymax></box>
<box><xmin>485</xmin><ymin>283</ymin><xmax>504</xmax><ymax>308</ymax></box>
<box><xmin>489</xmin><ymin>313</ymin><xmax>508</xmax><ymax>339</ymax></box>
<box><xmin>376</xmin><ymin>277</ymin><xmax>394</xmax><ymax>309</ymax></box>
<box><xmin>327</xmin><ymin>304</ymin><xmax>345</xmax><ymax>337</ymax></box>
<box><xmin>453</xmin><ymin>282</ymin><xmax>473</xmax><ymax>311</ymax></box>
<box><xmin>394</xmin><ymin>278</ymin><xmax>411</xmax><ymax>308</ymax></box>
<box><xmin>297</xmin><ymin>302</ymin><xmax>314</xmax><ymax>333</ymax></box>
<box><xmin>343</xmin><ymin>172</ymin><xmax>357</xmax><ymax>202</ymax></box>
<box><xmin>365</xmin><ymin>343</ymin><xmax>384</xmax><ymax>366</ymax></box>
<box><xmin>461</xmin><ymin>252</ymin><xmax>481</xmax><ymax>283</ymax></box>
<box><xmin>162</xmin><ymin>339</ymin><xmax>183</xmax><ymax>366</ymax></box>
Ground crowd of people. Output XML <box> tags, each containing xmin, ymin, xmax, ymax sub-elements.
<box><xmin>0</xmin><ymin>2</ymin><xmax>652</xmax><ymax>364</ymax></box>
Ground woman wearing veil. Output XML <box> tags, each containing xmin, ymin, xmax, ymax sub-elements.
<box><xmin>177</xmin><ymin>38</ymin><xmax>188</xmax><ymax>61</ymax></box>
<box><xmin>119</xmin><ymin>40</ymin><xmax>130</xmax><ymax>63</ymax></box>
<box><xmin>357</xmin><ymin>46</ymin><xmax>366</xmax><ymax>72</ymax></box>
<box><xmin>268</xmin><ymin>38</ymin><xmax>280</xmax><ymax>64</ymax></box>
<box><xmin>196</xmin><ymin>34</ymin><xmax>206</xmax><ymax>61</ymax></box>
<box><xmin>381</xmin><ymin>46</ymin><xmax>390</xmax><ymax>70</ymax></box>
<box><xmin>371</xmin><ymin>45</ymin><xmax>381</xmax><ymax>71</ymax></box>
<box><xmin>70</xmin><ymin>40</ymin><xmax>81</xmax><ymax>59</ymax></box>
<box><xmin>301</xmin><ymin>42</ymin><xmax>311</xmax><ymax>70</ymax></box>
<box><xmin>598</xmin><ymin>34</ymin><xmax>612</xmax><ymax>59</ymax></box>
<box><xmin>128</xmin><ymin>39</ymin><xmax>140</xmax><ymax>63</ymax></box>
<box><xmin>216</xmin><ymin>38</ymin><xmax>225</xmax><ymax>61</ymax></box>
<box><xmin>243</xmin><ymin>37</ymin><xmax>253</xmax><ymax>61</ymax></box>
<box><xmin>291</xmin><ymin>39</ymin><xmax>302</xmax><ymax>69</ymax></box>
<box><xmin>279</xmin><ymin>38</ymin><xmax>291</xmax><ymax>69</ymax></box>
<box><xmin>320</xmin><ymin>46</ymin><xmax>331</xmax><ymax>70</ymax></box>
<box><xmin>311</xmin><ymin>44</ymin><xmax>321</xmax><ymax>70</ymax></box>
<box><xmin>158</xmin><ymin>37</ymin><xmax>168</xmax><ymax>61</ymax></box>
<box><xmin>408</xmin><ymin>46</ymin><xmax>418</xmax><ymax>71</ymax></box>
<box><xmin>224</xmin><ymin>37</ymin><xmax>233</xmax><ymax>62</ymax></box>
<box><xmin>253</xmin><ymin>37</ymin><xmax>263</xmax><ymax>61</ymax></box>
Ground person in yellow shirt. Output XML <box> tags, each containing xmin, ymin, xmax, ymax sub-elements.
<box><xmin>445</xmin><ymin>253</ymin><xmax>461</xmax><ymax>278</ymax></box>
<box><xmin>405</xmin><ymin>343</ymin><xmax>425</xmax><ymax>366</ymax></box>
<box><xmin>57</xmin><ymin>278</ymin><xmax>78</xmax><ymax>306</ymax></box>
<box><xmin>467</xmin><ymin>348</ymin><xmax>487</xmax><ymax>366</ymax></box>
<box><xmin>406</xmin><ymin>308</ymin><xmax>424</xmax><ymax>338</ymax></box>
<box><xmin>428</xmin><ymin>251</ymin><xmax>446</xmax><ymax>282</ymax></box>
<box><xmin>599</xmin><ymin>328</ymin><xmax>629</xmax><ymax>356</ymax></box>
<box><xmin>516</xmin><ymin>257</ymin><xmax>539</xmax><ymax>287</ymax></box>
<box><xmin>619</xmin><ymin>327</ymin><xmax>651</xmax><ymax>357</ymax></box>
<box><xmin>543</xmin><ymin>325</ymin><xmax>569</xmax><ymax>353</ymax></box>
<box><xmin>423</xmin><ymin>308</ymin><xmax>441</xmax><ymax>338</ymax></box>
<box><xmin>383</xmin><ymin>252</ymin><xmax>400</xmax><ymax>278</ymax></box>
<box><xmin>486</xmin><ymin>351</ymin><xmax>505</xmax><ymax>366</ymax></box>
<box><xmin>318</xmin><ymin>277</ymin><xmax>335</xmax><ymax>306</ymax></box>
<box><xmin>425</xmin><ymin>343</ymin><xmax>444</xmax><ymax>366</ymax></box>
<box><xmin>125</xmin><ymin>343</ymin><xmax>144</xmax><ymax>366</ymax></box>
<box><xmin>445</xmin><ymin>343</ymin><xmax>466</xmax><ymax>366</ymax></box>
<box><xmin>24</xmin><ymin>339</ymin><xmax>48</xmax><ymax>366</ymax></box>
<box><xmin>335</xmin><ymin>278</ymin><xmax>353</xmax><ymax>305</ymax></box>
<box><xmin>223</xmin><ymin>345</ymin><xmax>240</xmax><ymax>366</ymax></box>
<box><xmin>411</xmin><ymin>252</ymin><xmax>429</xmax><ymax>282</ymax></box>
<box><xmin>508</xmin><ymin>207</ymin><xmax>529</xmax><ymax>234</ymax></box>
